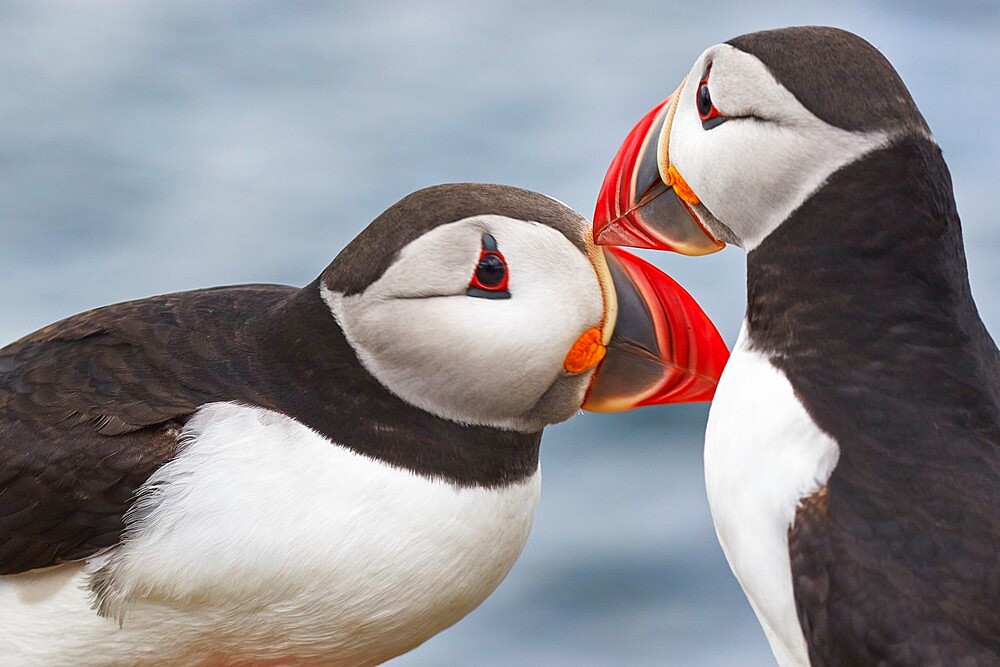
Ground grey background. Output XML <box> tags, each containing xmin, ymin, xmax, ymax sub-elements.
<box><xmin>1</xmin><ymin>2</ymin><xmax>997</xmax><ymax>665</ymax></box>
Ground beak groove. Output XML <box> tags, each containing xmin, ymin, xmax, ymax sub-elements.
<box><xmin>582</xmin><ymin>247</ymin><xmax>729</xmax><ymax>412</ymax></box>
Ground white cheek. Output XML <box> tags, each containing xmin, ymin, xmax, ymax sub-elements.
<box><xmin>346</xmin><ymin>296</ymin><xmax>562</xmax><ymax>417</ymax></box>
<box><xmin>362</xmin><ymin>231</ymin><xmax>480</xmax><ymax>301</ymax></box>
<box><xmin>328</xmin><ymin>217</ymin><xmax>604</xmax><ymax>430</ymax></box>
<box><xmin>670</xmin><ymin>46</ymin><xmax>890</xmax><ymax>251</ymax></box>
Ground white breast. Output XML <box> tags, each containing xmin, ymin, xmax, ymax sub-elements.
<box><xmin>704</xmin><ymin>323</ymin><xmax>839</xmax><ymax>667</ymax></box>
<box><xmin>0</xmin><ymin>402</ymin><xmax>541</xmax><ymax>666</ymax></box>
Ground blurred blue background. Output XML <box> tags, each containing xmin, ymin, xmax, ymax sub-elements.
<box><xmin>1</xmin><ymin>2</ymin><xmax>997</xmax><ymax>665</ymax></box>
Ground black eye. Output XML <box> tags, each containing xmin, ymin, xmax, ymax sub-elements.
<box><xmin>475</xmin><ymin>254</ymin><xmax>506</xmax><ymax>287</ymax></box>
<box><xmin>697</xmin><ymin>82</ymin><xmax>713</xmax><ymax>118</ymax></box>
<box><xmin>696</xmin><ymin>66</ymin><xmax>725</xmax><ymax>130</ymax></box>
<box><xmin>467</xmin><ymin>233</ymin><xmax>511</xmax><ymax>299</ymax></box>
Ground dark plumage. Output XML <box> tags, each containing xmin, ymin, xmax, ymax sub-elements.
<box><xmin>0</xmin><ymin>286</ymin><xmax>281</xmax><ymax>573</ymax></box>
<box><xmin>0</xmin><ymin>184</ymin><xmax>562</xmax><ymax>576</ymax></box>
<box><xmin>748</xmin><ymin>134</ymin><xmax>1000</xmax><ymax>664</ymax></box>
<box><xmin>728</xmin><ymin>26</ymin><xmax>929</xmax><ymax>135</ymax></box>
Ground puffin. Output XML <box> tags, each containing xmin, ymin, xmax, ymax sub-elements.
<box><xmin>0</xmin><ymin>183</ymin><xmax>727</xmax><ymax>665</ymax></box>
<box><xmin>591</xmin><ymin>26</ymin><xmax>1000</xmax><ymax>666</ymax></box>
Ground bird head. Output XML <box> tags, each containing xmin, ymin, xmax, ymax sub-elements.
<box><xmin>593</xmin><ymin>26</ymin><xmax>930</xmax><ymax>254</ymax></box>
<box><xmin>321</xmin><ymin>184</ymin><xmax>729</xmax><ymax>433</ymax></box>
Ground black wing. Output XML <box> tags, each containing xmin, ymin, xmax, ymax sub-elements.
<box><xmin>791</xmin><ymin>477</ymin><xmax>1000</xmax><ymax>666</ymax></box>
<box><xmin>0</xmin><ymin>285</ymin><xmax>294</xmax><ymax>574</ymax></box>
<box><xmin>748</xmin><ymin>136</ymin><xmax>1000</xmax><ymax>664</ymax></box>
<box><xmin>783</xmin><ymin>302</ymin><xmax>1000</xmax><ymax>663</ymax></box>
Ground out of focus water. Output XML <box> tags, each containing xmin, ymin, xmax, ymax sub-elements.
<box><xmin>1</xmin><ymin>2</ymin><xmax>997</xmax><ymax>665</ymax></box>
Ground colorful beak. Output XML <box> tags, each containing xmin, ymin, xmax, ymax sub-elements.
<box><xmin>582</xmin><ymin>247</ymin><xmax>729</xmax><ymax>411</ymax></box>
<box><xmin>593</xmin><ymin>94</ymin><xmax>724</xmax><ymax>255</ymax></box>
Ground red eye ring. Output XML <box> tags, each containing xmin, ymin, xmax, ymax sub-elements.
<box><xmin>467</xmin><ymin>233</ymin><xmax>511</xmax><ymax>299</ymax></box>
<box><xmin>696</xmin><ymin>66</ymin><xmax>725</xmax><ymax>129</ymax></box>
<box><xmin>469</xmin><ymin>249</ymin><xmax>509</xmax><ymax>292</ymax></box>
